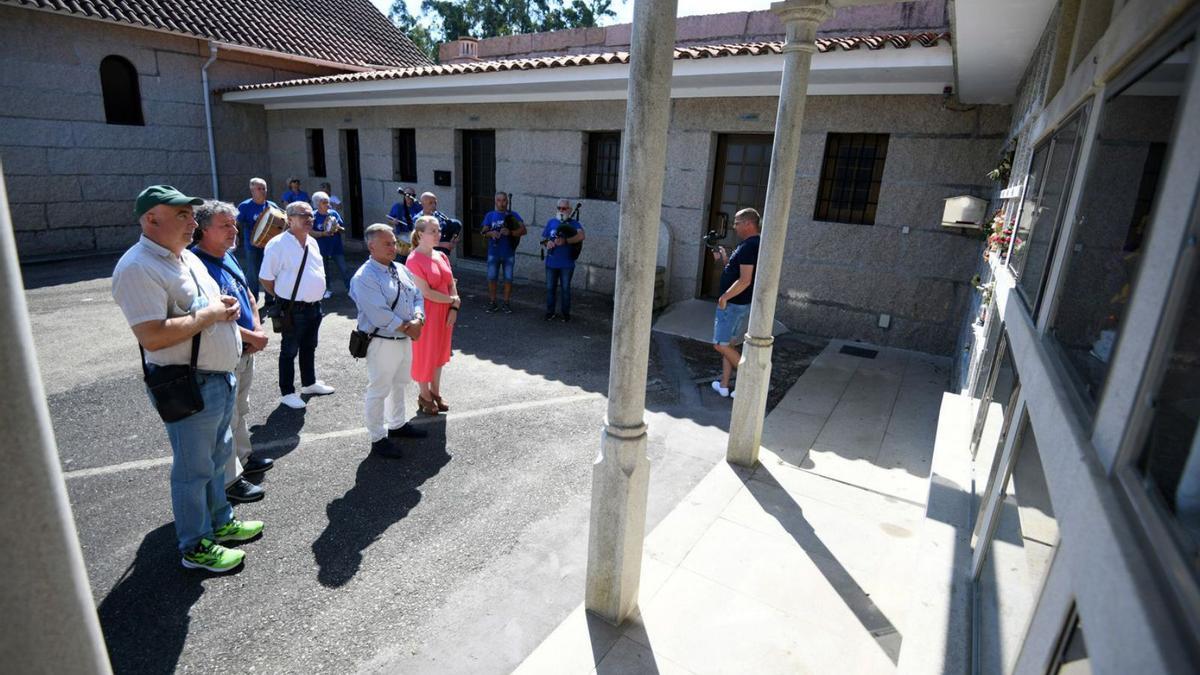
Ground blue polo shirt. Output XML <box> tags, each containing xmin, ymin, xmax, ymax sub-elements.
<box><xmin>190</xmin><ymin>247</ymin><xmax>256</xmax><ymax>332</ymax></box>
<box><xmin>236</xmin><ymin>198</ymin><xmax>279</xmax><ymax>248</ymax></box>
<box><xmin>481</xmin><ymin>210</ymin><xmax>523</xmax><ymax>259</ymax></box>
<box><xmin>541</xmin><ymin>218</ymin><xmax>583</xmax><ymax>269</ymax></box>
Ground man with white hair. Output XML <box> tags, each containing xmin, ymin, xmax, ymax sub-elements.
<box><xmin>350</xmin><ymin>224</ymin><xmax>428</xmax><ymax>457</ymax></box>
<box><xmin>235</xmin><ymin>177</ymin><xmax>279</xmax><ymax>303</ymax></box>
<box><xmin>191</xmin><ymin>200</ymin><xmax>274</xmax><ymax>504</ymax></box>
<box><xmin>260</xmin><ymin>201</ymin><xmax>333</xmax><ymax>409</ymax></box>
<box><xmin>541</xmin><ymin>198</ymin><xmax>585</xmax><ymax>322</ymax></box>
<box><xmin>112</xmin><ymin>185</ymin><xmax>263</xmax><ymax>573</ymax></box>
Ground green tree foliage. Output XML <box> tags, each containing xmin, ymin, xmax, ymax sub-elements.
<box><xmin>390</xmin><ymin>0</ymin><xmax>619</xmax><ymax>63</ymax></box>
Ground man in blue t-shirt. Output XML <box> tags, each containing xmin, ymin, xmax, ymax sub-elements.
<box><xmin>235</xmin><ymin>177</ymin><xmax>280</xmax><ymax>304</ymax></box>
<box><xmin>541</xmin><ymin>198</ymin><xmax>585</xmax><ymax>322</ymax></box>
<box><xmin>480</xmin><ymin>191</ymin><xmax>526</xmax><ymax>313</ymax></box>
<box><xmin>387</xmin><ymin>186</ymin><xmax>420</xmax><ymax>236</ymax></box>
<box><xmin>280</xmin><ymin>177</ymin><xmax>309</xmax><ymax>207</ymax></box>
<box><xmin>192</xmin><ymin>199</ymin><xmax>275</xmax><ymax>504</ymax></box>
<box><xmin>710</xmin><ymin>207</ymin><xmax>761</xmax><ymax>398</ymax></box>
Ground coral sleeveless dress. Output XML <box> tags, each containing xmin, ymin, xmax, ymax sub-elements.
<box><xmin>406</xmin><ymin>249</ymin><xmax>454</xmax><ymax>382</ymax></box>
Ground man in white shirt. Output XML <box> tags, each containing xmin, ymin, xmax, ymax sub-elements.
<box><xmin>259</xmin><ymin>201</ymin><xmax>333</xmax><ymax>409</ymax></box>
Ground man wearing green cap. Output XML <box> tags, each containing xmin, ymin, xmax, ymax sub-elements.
<box><xmin>112</xmin><ymin>185</ymin><xmax>265</xmax><ymax>573</ymax></box>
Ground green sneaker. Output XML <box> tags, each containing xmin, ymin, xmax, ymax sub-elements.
<box><xmin>213</xmin><ymin>518</ymin><xmax>264</xmax><ymax>543</ymax></box>
<box><xmin>181</xmin><ymin>539</ymin><xmax>244</xmax><ymax>573</ymax></box>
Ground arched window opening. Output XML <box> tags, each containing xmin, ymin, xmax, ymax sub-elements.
<box><xmin>100</xmin><ymin>55</ymin><xmax>144</xmax><ymax>126</ymax></box>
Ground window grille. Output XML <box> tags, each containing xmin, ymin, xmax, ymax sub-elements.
<box><xmin>813</xmin><ymin>133</ymin><xmax>889</xmax><ymax>225</ymax></box>
<box><xmin>585</xmin><ymin>132</ymin><xmax>621</xmax><ymax>201</ymax></box>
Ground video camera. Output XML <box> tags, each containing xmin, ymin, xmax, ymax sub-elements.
<box><xmin>702</xmin><ymin>230</ymin><xmax>723</xmax><ymax>250</ymax></box>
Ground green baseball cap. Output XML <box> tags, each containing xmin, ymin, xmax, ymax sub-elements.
<box><xmin>134</xmin><ymin>185</ymin><xmax>203</xmax><ymax>218</ymax></box>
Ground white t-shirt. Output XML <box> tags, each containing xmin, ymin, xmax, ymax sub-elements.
<box><xmin>260</xmin><ymin>230</ymin><xmax>326</xmax><ymax>302</ymax></box>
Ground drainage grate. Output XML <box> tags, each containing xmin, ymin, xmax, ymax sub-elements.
<box><xmin>839</xmin><ymin>345</ymin><xmax>878</xmax><ymax>359</ymax></box>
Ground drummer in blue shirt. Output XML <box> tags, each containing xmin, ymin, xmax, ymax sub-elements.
<box><xmin>541</xmin><ymin>199</ymin><xmax>585</xmax><ymax>322</ymax></box>
<box><xmin>311</xmin><ymin>191</ymin><xmax>352</xmax><ymax>298</ymax></box>
<box><xmin>234</xmin><ymin>177</ymin><xmax>279</xmax><ymax>305</ymax></box>
<box><xmin>387</xmin><ymin>186</ymin><xmax>420</xmax><ymax>237</ymax></box>
<box><xmin>480</xmin><ymin>191</ymin><xmax>526</xmax><ymax>313</ymax></box>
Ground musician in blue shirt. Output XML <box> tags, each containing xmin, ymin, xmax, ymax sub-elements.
<box><xmin>387</xmin><ymin>186</ymin><xmax>421</xmax><ymax>235</ymax></box>
<box><xmin>235</xmin><ymin>177</ymin><xmax>279</xmax><ymax>304</ymax></box>
<box><xmin>541</xmin><ymin>198</ymin><xmax>586</xmax><ymax>322</ymax></box>
<box><xmin>480</xmin><ymin>191</ymin><xmax>526</xmax><ymax>313</ymax></box>
<box><xmin>280</xmin><ymin>177</ymin><xmax>309</xmax><ymax>207</ymax></box>
<box><xmin>312</xmin><ymin>191</ymin><xmax>352</xmax><ymax>298</ymax></box>
<box><xmin>191</xmin><ymin>199</ymin><xmax>274</xmax><ymax>504</ymax></box>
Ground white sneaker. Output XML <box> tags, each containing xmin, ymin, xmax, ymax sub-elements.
<box><xmin>711</xmin><ymin>381</ymin><xmax>730</xmax><ymax>397</ymax></box>
<box><xmin>731</xmin><ymin>389</ymin><xmax>737</xmax><ymax>398</ymax></box>
<box><xmin>300</xmin><ymin>381</ymin><xmax>335</xmax><ymax>395</ymax></box>
<box><xmin>323</xmin><ymin>290</ymin><xmax>333</xmax><ymax>300</ymax></box>
<box><xmin>280</xmin><ymin>393</ymin><xmax>306</xmax><ymax>409</ymax></box>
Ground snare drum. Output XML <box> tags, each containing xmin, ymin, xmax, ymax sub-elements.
<box><xmin>251</xmin><ymin>207</ymin><xmax>287</xmax><ymax>248</ymax></box>
<box><xmin>395</xmin><ymin>229</ymin><xmax>414</xmax><ymax>257</ymax></box>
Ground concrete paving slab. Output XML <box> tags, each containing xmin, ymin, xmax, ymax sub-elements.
<box><xmin>759</xmin><ymin>409</ymin><xmax>826</xmax><ymax>466</ymax></box>
<box><xmin>594</xmin><ymin>635</ymin><xmax>694</xmax><ymax>675</ymax></box>
<box><xmin>651</xmin><ymin>298</ymin><xmax>787</xmax><ymax>343</ymax></box>
<box><xmin>642</xmin><ymin>461</ymin><xmax>750</xmax><ymax>568</ymax></box>
<box><xmin>774</xmin><ymin>363</ymin><xmax>856</xmax><ymax>417</ymax></box>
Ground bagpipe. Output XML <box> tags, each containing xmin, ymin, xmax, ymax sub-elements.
<box><xmin>438</xmin><ymin>214</ymin><xmax>463</xmax><ymax>249</ymax></box>
<box><xmin>542</xmin><ymin>203</ymin><xmax>584</xmax><ymax>261</ymax></box>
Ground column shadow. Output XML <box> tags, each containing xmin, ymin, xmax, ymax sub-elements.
<box><xmin>311</xmin><ymin>417</ymin><xmax>451</xmax><ymax>587</ymax></box>
<box><xmin>743</xmin><ymin>469</ymin><xmax>903</xmax><ymax>664</ymax></box>
<box><xmin>96</xmin><ymin>523</ymin><xmax>218</xmax><ymax>675</ymax></box>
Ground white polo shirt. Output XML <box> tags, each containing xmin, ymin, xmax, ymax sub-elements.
<box><xmin>112</xmin><ymin>235</ymin><xmax>241</xmax><ymax>373</ymax></box>
<box><xmin>260</xmin><ymin>230</ymin><xmax>325</xmax><ymax>302</ymax></box>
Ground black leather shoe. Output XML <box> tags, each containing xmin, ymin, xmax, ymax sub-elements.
<box><xmin>242</xmin><ymin>456</ymin><xmax>274</xmax><ymax>475</ymax></box>
<box><xmin>225</xmin><ymin>477</ymin><xmax>265</xmax><ymax>503</ymax></box>
<box><xmin>388</xmin><ymin>423</ymin><xmax>428</xmax><ymax>439</ymax></box>
<box><xmin>371</xmin><ymin>437</ymin><xmax>403</xmax><ymax>458</ymax></box>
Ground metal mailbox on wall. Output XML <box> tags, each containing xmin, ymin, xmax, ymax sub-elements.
<box><xmin>942</xmin><ymin>195</ymin><xmax>988</xmax><ymax>229</ymax></box>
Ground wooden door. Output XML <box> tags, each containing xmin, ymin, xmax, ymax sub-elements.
<box><xmin>461</xmin><ymin>130</ymin><xmax>496</xmax><ymax>259</ymax></box>
<box><xmin>701</xmin><ymin>134</ymin><xmax>773</xmax><ymax>298</ymax></box>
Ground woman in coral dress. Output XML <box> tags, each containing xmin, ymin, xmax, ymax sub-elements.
<box><xmin>406</xmin><ymin>215</ymin><xmax>460</xmax><ymax>414</ymax></box>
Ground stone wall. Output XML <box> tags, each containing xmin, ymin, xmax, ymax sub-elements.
<box><xmin>264</xmin><ymin>94</ymin><xmax>1007</xmax><ymax>354</ymax></box>
<box><xmin>0</xmin><ymin>6</ymin><xmax>338</xmax><ymax>258</ymax></box>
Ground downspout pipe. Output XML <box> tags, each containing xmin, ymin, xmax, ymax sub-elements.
<box><xmin>202</xmin><ymin>42</ymin><xmax>219</xmax><ymax>199</ymax></box>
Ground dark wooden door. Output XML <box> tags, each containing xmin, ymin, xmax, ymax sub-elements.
<box><xmin>461</xmin><ymin>130</ymin><xmax>495</xmax><ymax>259</ymax></box>
<box><xmin>341</xmin><ymin>129</ymin><xmax>364</xmax><ymax>238</ymax></box>
<box><xmin>701</xmin><ymin>134</ymin><xmax>773</xmax><ymax>298</ymax></box>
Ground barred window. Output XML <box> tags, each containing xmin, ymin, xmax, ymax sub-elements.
<box><xmin>814</xmin><ymin>133</ymin><xmax>890</xmax><ymax>225</ymax></box>
<box><xmin>585</xmin><ymin>132</ymin><xmax>621</xmax><ymax>201</ymax></box>
<box><xmin>307</xmin><ymin>129</ymin><xmax>326</xmax><ymax>177</ymax></box>
<box><xmin>100</xmin><ymin>55</ymin><xmax>144</xmax><ymax>126</ymax></box>
<box><xmin>393</xmin><ymin>128</ymin><xmax>417</xmax><ymax>183</ymax></box>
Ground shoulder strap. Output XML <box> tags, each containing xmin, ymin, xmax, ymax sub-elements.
<box><xmin>288</xmin><ymin>240</ymin><xmax>310</xmax><ymax>302</ymax></box>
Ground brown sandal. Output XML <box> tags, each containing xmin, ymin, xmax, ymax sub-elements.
<box><xmin>417</xmin><ymin>395</ymin><xmax>439</xmax><ymax>415</ymax></box>
<box><xmin>433</xmin><ymin>394</ymin><xmax>449</xmax><ymax>412</ymax></box>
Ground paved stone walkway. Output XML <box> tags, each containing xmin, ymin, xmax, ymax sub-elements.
<box><xmin>516</xmin><ymin>339</ymin><xmax>950</xmax><ymax>674</ymax></box>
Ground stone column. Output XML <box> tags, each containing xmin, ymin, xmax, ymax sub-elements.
<box><xmin>0</xmin><ymin>166</ymin><xmax>113</xmax><ymax>671</ymax></box>
<box><xmin>585</xmin><ymin>0</ymin><xmax>678</xmax><ymax>625</ymax></box>
<box><xmin>726</xmin><ymin>0</ymin><xmax>835</xmax><ymax>467</ymax></box>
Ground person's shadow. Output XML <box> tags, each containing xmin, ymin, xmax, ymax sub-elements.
<box><xmin>312</xmin><ymin>417</ymin><xmax>451</xmax><ymax>588</ymax></box>
<box><xmin>96</xmin><ymin>523</ymin><xmax>218</xmax><ymax>674</ymax></box>
<box><xmin>248</xmin><ymin>404</ymin><xmax>307</xmax><ymax>461</ymax></box>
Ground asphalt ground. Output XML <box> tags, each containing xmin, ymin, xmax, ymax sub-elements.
<box><xmin>23</xmin><ymin>251</ymin><xmax>768</xmax><ymax>674</ymax></box>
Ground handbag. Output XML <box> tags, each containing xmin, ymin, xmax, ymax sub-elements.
<box><xmin>270</xmin><ymin>241</ymin><xmax>310</xmax><ymax>334</ymax></box>
<box><xmin>349</xmin><ymin>265</ymin><xmax>403</xmax><ymax>358</ymax></box>
<box><xmin>142</xmin><ymin>336</ymin><xmax>204</xmax><ymax>423</ymax></box>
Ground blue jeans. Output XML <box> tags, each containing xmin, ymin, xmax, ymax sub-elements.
<box><xmin>487</xmin><ymin>255</ymin><xmax>515</xmax><ymax>282</ymax></box>
<box><xmin>279</xmin><ymin>302</ymin><xmax>323</xmax><ymax>395</ymax></box>
<box><xmin>545</xmin><ymin>266</ymin><xmax>575</xmax><ymax>316</ymax></box>
<box><xmin>323</xmin><ymin>254</ymin><xmax>352</xmax><ymax>293</ymax></box>
<box><xmin>241</xmin><ymin>242</ymin><xmax>265</xmax><ymax>300</ymax></box>
<box><xmin>154</xmin><ymin>370</ymin><xmax>236</xmax><ymax>553</ymax></box>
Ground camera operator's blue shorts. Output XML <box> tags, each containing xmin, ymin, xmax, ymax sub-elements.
<box><xmin>487</xmin><ymin>255</ymin><xmax>515</xmax><ymax>282</ymax></box>
<box><xmin>713</xmin><ymin>302</ymin><xmax>751</xmax><ymax>345</ymax></box>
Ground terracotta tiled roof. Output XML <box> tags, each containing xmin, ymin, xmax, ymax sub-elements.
<box><xmin>3</xmin><ymin>0</ymin><xmax>431</xmax><ymax>68</ymax></box>
<box><xmin>224</xmin><ymin>32</ymin><xmax>950</xmax><ymax>92</ymax></box>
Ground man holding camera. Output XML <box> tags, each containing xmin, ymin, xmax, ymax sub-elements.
<box><xmin>112</xmin><ymin>185</ymin><xmax>263</xmax><ymax>573</ymax></box>
<box><xmin>711</xmin><ymin>208</ymin><xmax>761</xmax><ymax>398</ymax></box>
<box><xmin>541</xmin><ymin>198</ymin><xmax>585</xmax><ymax>322</ymax></box>
<box><xmin>191</xmin><ymin>200</ymin><xmax>274</xmax><ymax>504</ymax></box>
<box><xmin>259</xmin><ymin>201</ymin><xmax>332</xmax><ymax>410</ymax></box>
<box><xmin>350</xmin><ymin>224</ymin><xmax>428</xmax><ymax>458</ymax></box>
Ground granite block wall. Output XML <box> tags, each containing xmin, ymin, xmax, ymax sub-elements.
<box><xmin>0</xmin><ymin>6</ymin><xmax>336</xmax><ymax>258</ymax></box>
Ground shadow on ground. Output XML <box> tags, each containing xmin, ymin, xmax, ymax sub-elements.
<box><xmin>312</xmin><ymin>417</ymin><xmax>451</xmax><ymax>587</ymax></box>
<box><xmin>97</xmin><ymin>523</ymin><xmax>217</xmax><ymax>675</ymax></box>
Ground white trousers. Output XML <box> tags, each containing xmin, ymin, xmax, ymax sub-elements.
<box><xmin>365</xmin><ymin>337</ymin><xmax>413</xmax><ymax>442</ymax></box>
<box><xmin>224</xmin><ymin>351</ymin><xmax>255</xmax><ymax>486</ymax></box>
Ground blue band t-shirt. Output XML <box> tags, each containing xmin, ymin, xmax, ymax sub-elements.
<box><xmin>481</xmin><ymin>210</ymin><xmax>522</xmax><ymax>259</ymax></box>
<box><xmin>191</xmin><ymin>247</ymin><xmax>256</xmax><ymax>332</ymax></box>
<box><xmin>541</xmin><ymin>218</ymin><xmax>582</xmax><ymax>270</ymax></box>
<box><xmin>313</xmin><ymin>210</ymin><xmax>344</xmax><ymax>257</ymax></box>
<box><xmin>236</xmin><ymin>199</ymin><xmax>279</xmax><ymax>248</ymax></box>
